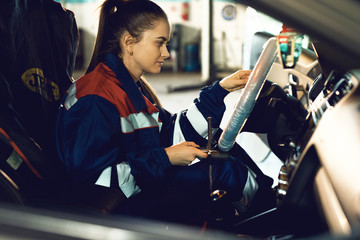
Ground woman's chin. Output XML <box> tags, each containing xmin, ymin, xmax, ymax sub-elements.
<box><xmin>148</xmin><ymin>67</ymin><xmax>162</xmax><ymax>74</ymax></box>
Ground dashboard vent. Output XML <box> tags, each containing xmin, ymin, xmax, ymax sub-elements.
<box><xmin>327</xmin><ymin>76</ymin><xmax>353</xmax><ymax>107</ymax></box>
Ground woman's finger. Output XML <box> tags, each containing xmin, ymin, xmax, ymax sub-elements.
<box><xmin>185</xmin><ymin>141</ymin><xmax>200</xmax><ymax>148</ymax></box>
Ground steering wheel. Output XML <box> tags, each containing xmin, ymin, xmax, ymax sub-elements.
<box><xmin>218</xmin><ymin>37</ymin><xmax>278</xmax><ymax>152</ymax></box>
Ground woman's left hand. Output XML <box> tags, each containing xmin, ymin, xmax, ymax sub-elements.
<box><xmin>219</xmin><ymin>70</ymin><xmax>252</xmax><ymax>92</ymax></box>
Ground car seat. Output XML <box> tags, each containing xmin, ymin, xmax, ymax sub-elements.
<box><xmin>250</xmin><ymin>32</ymin><xmax>274</xmax><ymax>70</ymax></box>
<box><xmin>0</xmin><ymin>0</ymin><xmax>125</xmax><ymax>214</ymax></box>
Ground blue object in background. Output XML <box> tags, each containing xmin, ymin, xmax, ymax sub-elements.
<box><xmin>184</xmin><ymin>43</ymin><xmax>200</xmax><ymax>72</ymax></box>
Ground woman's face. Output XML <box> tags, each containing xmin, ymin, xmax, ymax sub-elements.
<box><xmin>125</xmin><ymin>19</ymin><xmax>170</xmax><ymax>78</ymax></box>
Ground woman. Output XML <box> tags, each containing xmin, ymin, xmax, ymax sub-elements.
<box><xmin>56</xmin><ymin>0</ymin><xmax>274</xmax><ymax>224</ymax></box>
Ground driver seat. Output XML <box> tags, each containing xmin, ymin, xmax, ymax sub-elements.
<box><xmin>0</xmin><ymin>0</ymin><xmax>125</xmax><ymax>214</ymax></box>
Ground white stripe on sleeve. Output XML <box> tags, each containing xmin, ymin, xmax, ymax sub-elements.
<box><xmin>186</xmin><ymin>103</ymin><xmax>208</xmax><ymax>137</ymax></box>
<box><xmin>186</xmin><ymin>103</ymin><xmax>218</xmax><ymax>139</ymax></box>
<box><xmin>64</xmin><ymin>84</ymin><xmax>78</xmax><ymax>110</ymax></box>
<box><xmin>172</xmin><ymin>112</ymin><xmax>186</xmax><ymax>144</ymax></box>
<box><xmin>95</xmin><ymin>162</ymin><xmax>141</xmax><ymax>198</ymax></box>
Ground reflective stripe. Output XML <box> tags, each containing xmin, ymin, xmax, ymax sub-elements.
<box><xmin>172</xmin><ymin>112</ymin><xmax>185</xmax><ymax>144</ymax></box>
<box><xmin>64</xmin><ymin>84</ymin><xmax>78</xmax><ymax>110</ymax></box>
<box><xmin>232</xmin><ymin>168</ymin><xmax>258</xmax><ymax>213</ymax></box>
<box><xmin>116</xmin><ymin>162</ymin><xmax>141</xmax><ymax>198</ymax></box>
<box><xmin>186</xmin><ymin>103</ymin><xmax>207</xmax><ymax>136</ymax></box>
<box><xmin>6</xmin><ymin>150</ymin><xmax>23</xmax><ymax>170</ymax></box>
<box><xmin>95</xmin><ymin>166</ymin><xmax>111</xmax><ymax>187</ymax></box>
<box><xmin>186</xmin><ymin>103</ymin><xmax>218</xmax><ymax>138</ymax></box>
<box><xmin>95</xmin><ymin>162</ymin><xmax>141</xmax><ymax>198</ymax></box>
<box><xmin>120</xmin><ymin>111</ymin><xmax>161</xmax><ymax>134</ymax></box>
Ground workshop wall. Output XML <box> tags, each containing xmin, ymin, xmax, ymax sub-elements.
<box><xmin>59</xmin><ymin>0</ymin><xmax>281</xmax><ymax>72</ymax></box>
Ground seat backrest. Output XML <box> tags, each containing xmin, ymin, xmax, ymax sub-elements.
<box><xmin>0</xmin><ymin>1</ymin><xmax>127</xmax><ymax>214</ymax></box>
<box><xmin>250</xmin><ymin>32</ymin><xmax>274</xmax><ymax>70</ymax></box>
<box><xmin>0</xmin><ymin>0</ymin><xmax>78</xmax><ymax>200</ymax></box>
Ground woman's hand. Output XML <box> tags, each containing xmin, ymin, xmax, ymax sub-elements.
<box><xmin>165</xmin><ymin>141</ymin><xmax>208</xmax><ymax>166</ymax></box>
<box><xmin>219</xmin><ymin>70</ymin><xmax>252</xmax><ymax>92</ymax></box>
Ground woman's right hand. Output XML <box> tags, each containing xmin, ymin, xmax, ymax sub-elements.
<box><xmin>165</xmin><ymin>141</ymin><xmax>208</xmax><ymax>166</ymax></box>
<box><xmin>219</xmin><ymin>70</ymin><xmax>252</xmax><ymax>92</ymax></box>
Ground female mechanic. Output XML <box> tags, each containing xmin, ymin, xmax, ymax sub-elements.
<box><xmin>56</xmin><ymin>0</ymin><xmax>275</xmax><ymax>224</ymax></box>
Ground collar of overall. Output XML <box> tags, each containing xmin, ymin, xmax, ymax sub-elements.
<box><xmin>105</xmin><ymin>53</ymin><xmax>147</xmax><ymax>113</ymax></box>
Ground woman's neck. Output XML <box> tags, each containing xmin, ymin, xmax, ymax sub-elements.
<box><xmin>121</xmin><ymin>55</ymin><xmax>143</xmax><ymax>82</ymax></box>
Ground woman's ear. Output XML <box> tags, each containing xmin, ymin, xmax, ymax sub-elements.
<box><xmin>121</xmin><ymin>32</ymin><xmax>136</xmax><ymax>55</ymax></box>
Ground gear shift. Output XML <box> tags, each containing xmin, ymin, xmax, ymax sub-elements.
<box><xmin>206</xmin><ymin>117</ymin><xmax>227</xmax><ymax>201</ymax></box>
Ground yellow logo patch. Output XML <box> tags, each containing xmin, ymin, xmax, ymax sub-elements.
<box><xmin>21</xmin><ymin>68</ymin><xmax>60</xmax><ymax>101</ymax></box>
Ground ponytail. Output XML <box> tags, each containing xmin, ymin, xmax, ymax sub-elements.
<box><xmin>86</xmin><ymin>0</ymin><xmax>120</xmax><ymax>73</ymax></box>
<box><xmin>139</xmin><ymin>76</ymin><xmax>162</xmax><ymax>108</ymax></box>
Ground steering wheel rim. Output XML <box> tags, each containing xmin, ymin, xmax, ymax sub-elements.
<box><xmin>218</xmin><ymin>37</ymin><xmax>278</xmax><ymax>152</ymax></box>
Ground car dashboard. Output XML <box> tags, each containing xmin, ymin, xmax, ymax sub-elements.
<box><xmin>276</xmin><ymin>69</ymin><xmax>360</xmax><ymax>235</ymax></box>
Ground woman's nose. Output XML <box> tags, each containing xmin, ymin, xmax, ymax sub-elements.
<box><xmin>162</xmin><ymin>45</ymin><xmax>170</xmax><ymax>59</ymax></box>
